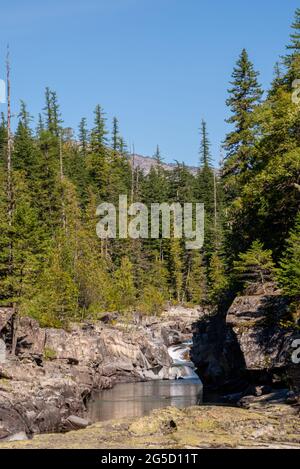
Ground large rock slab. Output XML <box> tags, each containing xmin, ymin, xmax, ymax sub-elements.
<box><xmin>192</xmin><ymin>291</ymin><xmax>300</xmax><ymax>396</ymax></box>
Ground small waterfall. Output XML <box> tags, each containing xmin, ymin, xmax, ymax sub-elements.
<box><xmin>168</xmin><ymin>340</ymin><xmax>200</xmax><ymax>380</ymax></box>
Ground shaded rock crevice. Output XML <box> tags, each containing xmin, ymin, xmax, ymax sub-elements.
<box><xmin>191</xmin><ymin>289</ymin><xmax>300</xmax><ymax>401</ymax></box>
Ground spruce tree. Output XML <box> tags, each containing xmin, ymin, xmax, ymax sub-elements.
<box><xmin>169</xmin><ymin>238</ymin><xmax>184</xmax><ymax>302</ymax></box>
<box><xmin>154</xmin><ymin>145</ymin><xmax>163</xmax><ymax>165</ymax></box>
<box><xmin>199</xmin><ymin>120</ymin><xmax>212</xmax><ymax>168</ymax></box>
<box><xmin>284</xmin><ymin>8</ymin><xmax>300</xmax><ymax>85</ymax></box>
<box><xmin>114</xmin><ymin>257</ymin><xmax>136</xmax><ymax>312</ymax></box>
<box><xmin>78</xmin><ymin>117</ymin><xmax>88</xmax><ymax>156</ymax></box>
<box><xmin>223</xmin><ymin>49</ymin><xmax>262</xmax><ymax>192</ymax></box>
<box><xmin>86</xmin><ymin>105</ymin><xmax>110</xmax><ymax>199</ymax></box>
<box><xmin>184</xmin><ymin>250</ymin><xmax>206</xmax><ymax>304</ymax></box>
<box><xmin>13</xmin><ymin>101</ymin><xmax>36</xmax><ymax>173</ymax></box>
<box><xmin>43</xmin><ymin>88</ymin><xmax>62</xmax><ymax>136</ymax></box>
<box><xmin>195</xmin><ymin>120</ymin><xmax>215</xmax><ymax>261</ymax></box>
<box><xmin>278</xmin><ymin>212</ymin><xmax>300</xmax><ymax>298</ymax></box>
<box><xmin>90</xmin><ymin>104</ymin><xmax>108</xmax><ymax>152</ymax></box>
<box><xmin>234</xmin><ymin>240</ymin><xmax>275</xmax><ymax>292</ymax></box>
<box><xmin>111</xmin><ymin>117</ymin><xmax>120</xmax><ymax>153</ymax></box>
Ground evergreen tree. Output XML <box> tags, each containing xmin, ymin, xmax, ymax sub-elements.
<box><xmin>13</xmin><ymin>101</ymin><xmax>36</xmax><ymax>173</ymax></box>
<box><xmin>90</xmin><ymin>104</ymin><xmax>108</xmax><ymax>152</ymax></box>
<box><xmin>43</xmin><ymin>88</ymin><xmax>62</xmax><ymax>137</ymax></box>
<box><xmin>114</xmin><ymin>257</ymin><xmax>136</xmax><ymax>312</ymax></box>
<box><xmin>284</xmin><ymin>8</ymin><xmax>300</xmax><ymax>85</ymax></box>
<box><xmin>169</xmin><ymin>238</ymin><xmax>184</xmax><ymax>302</ymax></box>
<box><xmin>111</xmin><ymin>117</ymin><xmax>120</xmax><ymax>153</ymax></box>
<box><xmin>78</xmin><ymin>117</ymin><xmax>88</xmax><ymax>156</ymax></box>
<box><xmin>234</xmin><ymin>240</ymin><xmax>275</xmax><ymax>292</ymax></box>
<box><xmin>154</xmin><ymin>145</ymin><xmax>163</xmax><ymax>165</ymax></box>
<box><xmin>36</xmin><ymin>113</ymin><xmax>44</xmax><ymax>136</ymax></box>
<box><xmin>222</xmin><ymin>49</ymin><xmax>262</xmax><ymax>195</ymax></box>
<box><xmin>184</xmin><ymin>250</ymin><xmax>206</xmax><ymax>304</ymax></box>
<box><xmin>50</xmin><ymin>90</ymin><xmax>62</xmax><ymax>137</ymax></box>
<box><xmin>208</xmin><ymin>252</ymin><xmax>228</xmax><ymax>302</ymax></box>
<box><xmin>199</xmin><ymin>120</ymin><xmax>212</xmax><ymax>168</ymax></box>
<box><xmin>195</xmin><ymin>121</ymin><xmax>215</xmax><ymax>261</ymax></box>
<box><xmin>278</xmin><ymin>212</ymin><xmax>300</xmax><ymax>298</ymax></box>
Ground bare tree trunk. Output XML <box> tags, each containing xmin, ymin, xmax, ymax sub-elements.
<box><xmin>59</xmin><ymin>134</ymin><xmax>66</xmax><ymax>231</ymax></box>
<box><xmin>6</xmin><ymin>46</ymin><xmax>15</xmax><ymax>308</ymax></box>
<box><xmin>6</xmin><ymin>47</ymin><xmax>12</xmax><ymax>221</ymax></box>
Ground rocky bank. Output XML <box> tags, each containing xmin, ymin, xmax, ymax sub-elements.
<box><xmin>191</xmin><ymin>285</ymin><xmax>300</xmax><ymax>402</ymax></box>
<box><xmin>0</xmin><ymin>306</ymin><xmax>201</xmax><ymax>440</ymax></box>
<box><xmin>1</xmin><ymin>404</ymin><xmax>299</xmax><ymax>449</ymax></box>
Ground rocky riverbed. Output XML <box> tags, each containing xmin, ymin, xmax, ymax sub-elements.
<box><xmin>0</xmin><ymin>285</ymin><xmax>299</xmax><ymax>447</ymax></box>
<box><xmin>0</xmin><ymin>306</ymin><xmax>202</xmax><ymax>440</ymax></box>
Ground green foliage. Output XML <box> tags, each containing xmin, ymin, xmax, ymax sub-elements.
<box><xmin>184</xmin><ymin>250</ymin><xmax>206</xmax><ymax>304</ymax></box>
<box><xmin>199</xmin><ymin>120</ymin><xmax>212</xmax><ymax>168</ymax></box>
<box><xmin>113</xmin><ymin>257</ymin><xmax>136</xmax><ymax>312</ymax></box>
<box><xmin>43</xmin><ymin>347</ymin><xmax>57</xmax><ymax>360</ymax></box>
<box><xmin>277</xmin><ymin>213</ymin><xmax>300</xmax><ymax>298</ymax></box>
<box><xmin>284</xmin><ymin>8</ymin><xmax>300</xmax><ymax>84</ymax></box>
<box><xmin>3</xmin><ymin>10</ymin><xmax>300</xmax><ymax>326</ymax></box>
<box><xmin>222</xmin><ymin>48</ymin><xmax>262</xmax><ymax>205</ymax></box>
<box><xmin>138</xmin><ymin>285</ymin><xmax>166</xmax><ymax>316</ymax></box>
<box><xmin>233</xmin><ymin>241</ymin><xmax>275</xmax><ymax>290</ymax></box>
<box><xmin>208</xmin><ymin>253</ymin><xmax>228</xmax><ymax>302</ymax></box>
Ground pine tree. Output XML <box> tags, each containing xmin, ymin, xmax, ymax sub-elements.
<box><xmin>278</xmin><ymin>212</ymin><xmax>300</xmax><ymax>298</ymax></box>
<box><xmin>184</xmin><ymin>250</ymin><xmax>206</xmax><ymax>304</ymax></box>
<box><xmin>78</xmin><ymin>117</ymin><xmax>88</xmax><ymax>156</ymax></box>
<box><xmin>169</xmin><ymin>238</ymin><xmax>184</xmax><ymax>302</ymax></box>
<box><xmin>222</xmin><ymin>49</ymin><xmax>262</xmax><ymax>193</ymax></box>
<box><xmin>119</xmin><ymin>137</ymin><xmax>127</xmax><ymax>155</ymax></box>
<box><xmin>13</xmin><ymin>101</ymin><xmax>36</xmax><ymax>173</ymax></box>
<box><xmin>36</xmin><ymin>113</ymin><xmax>44</xmax><ymax>136</ymax></box>
<box><xmin>138</xmin><ymin>258</ymin><xmax>169</xmax><ymax>315</ymax></box>
<box><xmin>26</xmin><ymin>245</ymin><xmax>79</xmax><ymax>327</ymax></box>
<box><xmin>195</xmin><ymin>121</ymin><xmax>215</xmax><ymax>261</ymax></box>
<box><xmin>114</xmin><ymin>257</ymin><xmax>136</xmax><ymax>312</ymax></box>
<box><xmin>86</xmin><ymin>105</ymin><xmax>110</xmax><ymax>199</ymax></box>
<box><xmin>50</xmin><ymin>90</ymin><xmax>62</xmax><ymax>137</ymax></box>
<box><xmin>154</xmin><ymin>145</ymin><xmax>163</xmax><ymax>165</ymax></box>
<box><xmin>234</xmin><ymin>240</ymin><xmax>275</xmax><ymax>292</ymax></box>
<box><xmin>43</xmin><ymin>88</ymin><xmax>62</xmax><ymax>137</ymax></box>
<box><xmin>284</xmin><ymin>8</ymin><xmax>300</xmax><ymax>85</ymax></box>
<box><xmin>90</xmin><ymin>104</ymin><xmax>108</xmax><ymax>152</ymax></box>
<box><xmin>199</xmin><ymin>120</ymin><xmax>212</xmax><ymax>168</ymax></box>
<box><xmin>111</xmin><ymin>117</ymin><xmax>120</xmax><ymax>153</ymax></box>
<box><xmin>169</xmin><ymin>162</ymin><xmax>195</xmax><ymax>203</ymax></box>
<box><xmin>208</xmin><ymin>252</ymin><xmax>228</xmax><ymax>302</ymax></box>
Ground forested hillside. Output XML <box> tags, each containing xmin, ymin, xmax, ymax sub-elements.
<box><xmin>0</xmin><ymin>9</ymin><xmax>299</xmax><ymax>328</ymax></box>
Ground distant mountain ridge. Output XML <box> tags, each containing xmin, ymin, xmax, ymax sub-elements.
<box><xmin>130</xmin><ymin>153</ymin><xmax>198</xmax><ymax>175</ymax></box>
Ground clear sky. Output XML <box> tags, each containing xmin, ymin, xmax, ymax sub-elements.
<box><xmin>0</xmin><ymin>0</ymin><xmax>298</xmax><ymax>166</ymax></box>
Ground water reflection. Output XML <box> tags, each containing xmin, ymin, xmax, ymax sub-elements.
<box><xmin>87</xmin><ymin>379</ymin><xmax>203</xmax><ymax>422</ymax></box>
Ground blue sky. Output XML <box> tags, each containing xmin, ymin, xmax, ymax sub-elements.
<box><xmin>0</xmin><ymin>0</ymin><xmax>298</xmax><ymax>166</ymax></box>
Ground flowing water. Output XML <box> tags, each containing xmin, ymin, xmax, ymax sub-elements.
<box><xmin>87</xmin><ymin>340</ymin><xmax>203</xmax><ymax>422</ymax></box>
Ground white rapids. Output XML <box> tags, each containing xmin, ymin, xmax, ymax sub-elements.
<box><xmin>168</xmin><ymin>340</ymin><xmax>200</xmax><ymax>380</ymax></box>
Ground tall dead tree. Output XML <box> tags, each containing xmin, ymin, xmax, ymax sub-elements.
<box><xmin>6</xmin><ymin>46</ymin><xmax>13</xmax><ymax>231</ymax></box>
<box><xmin>59</xmin><ymin>132</ymin><xmax>66</xmax><ymax>231</ymax></box>
<box><xmin>6</xmin><ymin>46</ymin><xmax>18</xmax><ymax>354</ymax></box>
